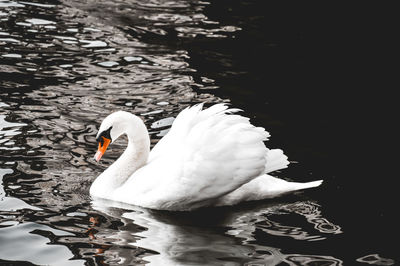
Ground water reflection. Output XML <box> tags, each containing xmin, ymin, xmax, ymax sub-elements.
<box><xmin>92</xmin><ymin>199</ymin><xmax>343</xmax><ymax>265</ymax></box>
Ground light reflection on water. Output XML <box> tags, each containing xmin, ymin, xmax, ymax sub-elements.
<box><xmin>0</xmin><ymin>0</ymin><xmax>394</xmax><ymax>265</ymax></box>
<box><xmin>0</xmin><ymin>220</ymin><xmax>84</xmax><ymax>266</ymax></box>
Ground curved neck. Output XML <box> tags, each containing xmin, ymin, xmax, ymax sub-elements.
<box><xmin>115</xmin><ymin>115</ymin><xmax>150</xmax><ymax>174</ymax></box>
<box><xmin>91</xmin><ymin>115</ymin><xmax>150</xmax><ymax>198</ymax></box>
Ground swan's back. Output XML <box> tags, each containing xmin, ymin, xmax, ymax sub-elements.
<box><xmin>117</xmin><ymin>103</ymin><xmax>279</xmax><ymax>210</ymax></box>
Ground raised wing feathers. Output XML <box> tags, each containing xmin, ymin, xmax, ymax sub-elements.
<box><xmin>146</xmin><ymin>103</ymin><xmax>271</xmax><ymax>209</ymax></box>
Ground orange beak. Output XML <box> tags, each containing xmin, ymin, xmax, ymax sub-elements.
<box><xmin>94</xmin><ymin>136</ymin><xmax>111</xmax><ymax>162</ymax></box>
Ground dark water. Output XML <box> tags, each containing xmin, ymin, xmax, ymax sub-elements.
<box><xmin>0</xmin><ymin>0</ymin><xmax>397</xmax><ymax>265</ymax></box>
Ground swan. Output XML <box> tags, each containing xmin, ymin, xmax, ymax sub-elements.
<box><xmin>90</xmin><ymin>103</ymin><xmax>322</xmax><ymax>211</ymax></box>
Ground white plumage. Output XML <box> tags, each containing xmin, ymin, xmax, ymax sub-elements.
<box><xmin>90</xmin><ymin>103</ymin><xmax>322</xmax><ymax>211</ymax></box>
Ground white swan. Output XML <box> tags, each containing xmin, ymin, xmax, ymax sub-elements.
<box><xmin>90</xmin><ymin>103</ymin><xmax>322</xmax><ymax>211</ymax></box>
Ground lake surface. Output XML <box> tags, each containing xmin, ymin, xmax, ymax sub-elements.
<box><xmin>0</xmin><ymin>0</ymin><xmax>397</xmax><ymax>265</ymax></box>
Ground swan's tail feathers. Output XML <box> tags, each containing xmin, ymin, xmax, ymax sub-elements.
<box><xmin>294</xmin><ymin>179</ymin><xmax>324</xmax><ymax>190</ymax></box>
<box><xmin>264</xmin><ymin>149</ymin><xmax>290</xmax><ymax>174</ymax></box>
<box><xmin>260</xmin><ymin>176</ymin><xmax>323</xmax><ymax>196</ymax></box>
<box><xmin>215</xmin><ymin>176</ymin><xmax>323</xmax><ymax>206</ymax></box>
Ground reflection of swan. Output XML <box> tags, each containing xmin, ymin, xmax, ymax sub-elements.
<box><xmin>91</xmin><ymin>199</ymin><xmax>252</xmax><ymax>265</ymax></box>
<box><xmin>91</xmin><ymin>103</ymin><xmax>322</xmax><ymax>210</ymax></box>
<box><xmin>92</xmin><ymin>199</ymin><xmax>342</xmax><ymax>265</ymax></box>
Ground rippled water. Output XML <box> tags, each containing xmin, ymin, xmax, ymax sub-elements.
<box><xmin>0</xmin><ymin>0</ymin><xmax>397</xmax><ymax>265</ymax></box>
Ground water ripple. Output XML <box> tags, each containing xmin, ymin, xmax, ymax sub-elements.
<box><xmin>1</xmin><ymin>3</ymin><xmax>221</xmax><ymax>263</ymax></box>
<box><xmin>356</xmin><ymin>254</ymin><xmax>395</xmax><ymax>266</ymax></box>
<box><xmin>0</xmin><ymin>221</ymin><xmax>84</xmax><ymax>265</ymax></box>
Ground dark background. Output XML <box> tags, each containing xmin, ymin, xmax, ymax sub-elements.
<box><xmin>183</xmin><ymin>1</ymin><xmax>397</xmax><ymax>260</ymax></box>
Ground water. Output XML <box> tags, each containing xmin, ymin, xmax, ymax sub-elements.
<box><xmin>0</xmin><ymin>0</ymin><xmax>397</xmax><ymax>265</ymax></box>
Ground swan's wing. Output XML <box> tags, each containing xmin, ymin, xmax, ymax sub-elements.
<box><xmin>141</xmin><ymin>103</ymin><xmax>271</xmax><ymax>210</ymax></box>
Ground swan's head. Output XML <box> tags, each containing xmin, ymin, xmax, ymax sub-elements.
<box><xmin>94</xmin><ymin>111</ymin><xmax>135</xmax><ymax>162</ymax></box>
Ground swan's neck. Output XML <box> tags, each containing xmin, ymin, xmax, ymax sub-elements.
<box><xmin>90</xmin><ymin>116</ymin><xmax>150</xmax><ymax>199</ymax></box>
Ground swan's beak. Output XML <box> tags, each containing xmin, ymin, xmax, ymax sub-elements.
<box><xmin>94</xmin><ymin>136</ymin><xmax>111</xmax><ymax>162</ymax></box>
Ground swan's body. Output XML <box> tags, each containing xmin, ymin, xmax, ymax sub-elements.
<box><xmin>90</xmin><ymin>104</ymin><xmax>322</xmax><ymax>211</ymax></box>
